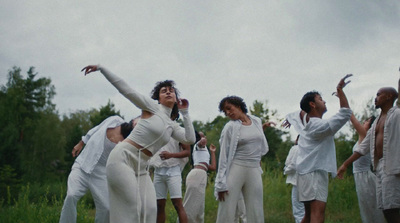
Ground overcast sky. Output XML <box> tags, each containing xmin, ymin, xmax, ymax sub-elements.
<box><xmin>1</xmin><ymin>1</ymin><xmax>399</xmax><ymax>139</ymax></box>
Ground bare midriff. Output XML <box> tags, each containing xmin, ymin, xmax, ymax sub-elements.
<box><xmin>194</xmin><ymin>162</ymin><xmax>208</xmax><ymax>171</ymax></box>
<box><xmin>124</xmin><ymin>138</ymin><xmax>153</xmax><ymax>157</ymax></box>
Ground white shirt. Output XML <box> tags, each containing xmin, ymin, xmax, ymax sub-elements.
<box><xmin>76</xmin><ymin>116</ymin><xmax>124</xmax><ymax>174</ymax></box>
<box><xmin>352</xmin><ymin>143</ymin><xmax>371</xmax><ymax>173</ymax></box>
<box><xmin>149</xmin><ymin>138</ymin><xmax>188</xmax><ymax>171</ymax></box>
<box><xmin>235</xmin><ymin>122</ymin><xmax>264</xmax><ymax>163</ymax></box>
<box><xmin>284</xmin><ymin>145</ymin><xmax>299</xmax><ymax>186</ymax></box>
<box><xmin>355</xmin><ymin>106</ymin><xmax>400</xmax><ymax>174</ymax></box>
<box><xmin>295</xmin><ymin>108</ymin><xmax>352</xmax><ymax>177</ymax></box>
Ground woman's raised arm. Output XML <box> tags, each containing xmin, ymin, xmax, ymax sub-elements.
<box><xmin>81</xmin><ymin>65</ymin><xmax>158</xmax><ymax>113</ymax></box>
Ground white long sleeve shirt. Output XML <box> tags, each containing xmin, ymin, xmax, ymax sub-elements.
<box><xmin>76</xmin><ymin>115</ymin><xmax>124</xmax><ymax>174</ymax></box>
<box><xmin>296</xmin><ymin>108</ymin><xmax>352</xmax><ymax>177</ymax></box>
<box><xmin>98</xmin><ymin>66</ymin><xmax>195</xmax><ymax>155</ymax></box>
<box><xmin>355</xmin><ymin>106</ymin><xmax>400</xmax><ymax>174</ymax></box>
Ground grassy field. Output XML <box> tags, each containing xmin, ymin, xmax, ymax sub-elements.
<box><xmin>0</xmin><ymin>169</ymin><xmax>361</xmax><ymax>223</ymax></box>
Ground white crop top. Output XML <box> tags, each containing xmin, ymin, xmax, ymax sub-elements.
<box><xmin>192</xmin><ymin>144</ymin><xmax>210</xmax><ymax>165</ymax></box>
<box><xmin>98</xmin><ymin>66</ymin><xmax>196</xmax><ymax>155</ymax></box>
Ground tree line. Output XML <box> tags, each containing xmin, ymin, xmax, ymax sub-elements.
<box><xmin>0</xmin><ymin>66</ymin><xmax>368</xmax><ymax>203</ymax></box>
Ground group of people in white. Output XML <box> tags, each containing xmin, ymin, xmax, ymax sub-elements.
<box><xmin>58</xmin><ymin>65</ymin><xmax>400</xmax><ymax>223</ymax></box>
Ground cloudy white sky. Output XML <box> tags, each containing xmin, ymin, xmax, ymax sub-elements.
<box><xmin>1</xmin><ymin>1</ymin><xmax>399</xmax><ymax>138</ymax></box>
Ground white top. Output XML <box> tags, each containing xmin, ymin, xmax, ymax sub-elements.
<box><xmin>98</xmin><ymin>66</ymin><xmax>195</xmax><ymax>155</ymax></box>
<box><xmin>294</xmin><ymin>108</ymin><xmax>352</xmax><ymax>177</ymax></box>
<box><xmin>214</xmin><ymin>115</ymin><xmax>269</xmax><ymax>198</ymax></box>
<box><xmin>284</xmin><ymin>145</ymin><xmax>299</xmax><ymax>186</ymax></box>
<box><xmin>355</xmin><ymin>106</ymin><xmax>400</xmax><ymax>174</ymax></box>
<box><xmin>149</xmin><ymin>138</ymin><xmax>188</xmax><ymax>171</ymax></box>
<box><xmin>193</xmin><ymin>144</ymin><xmax>210</xmax><ymax>166</ymax></box>
<box><xmin>76</xmin><ymin>115</ymin><xmax>124</xmax><ymax>174</ymax></box>
<box><xmin>352</xmin><ymin>143</ymin><xmax>371</xmax><ymax>173</ymax></box>
<box><xmin>235</xmin><ymin>122</ymin><xmax>264</xmax><ymax>163</ymax></box>
<box><xmin>98</xmin><ymin>137</ymin><xmax>116</xmax><ymax>166</ymax></box>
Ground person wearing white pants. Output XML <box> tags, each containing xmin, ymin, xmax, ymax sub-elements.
<box><xmin>59</xmin><ymin>115</ymin><xmax>133</xmax><ymax>223</ymax></box>
<box><xmin>283</xmin><ymin>137</ymin><xmax>305</xmax><ymax>223</ymax></box>
<box><xmin>214</xmin><ymin>96</ymin><xmax>271</xmax><ymax>223</ymax></box>
<box><xmin>343</xmin><ymin>114</ymin><xmax>384</xmax><ymax>223</ymax></box>
<box><xmin>181</xmin><ymin>132</ymin><xmax>217</xmax><ymax>223</ymax></box>
<box><xmin>81</xmin><ymin>65</ymin><xmax>195</xmax><ymax>223</ymax></box>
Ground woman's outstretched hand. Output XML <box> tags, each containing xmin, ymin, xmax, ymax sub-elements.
<box><xmin>81</xmin><ymin>65</ymin><xmax>98</xmax><ymax>75</ymax></box>
<box><xmin>209</xmin><ymin>144</ymin><xmax>217</xmax><ymax>152</ymax></box>
<box><xmin>178</xmin><ymin>98</ymin><xmax>189</xmax><ymax>110</ymax></box>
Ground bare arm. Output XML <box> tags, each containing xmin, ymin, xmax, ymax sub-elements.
<box><xmin>208</xmin><ymin>144</ymin><xmax>217</xmax><ymax>171</ymax></box>
<box><xmin>262</xmin><ymin>121</ymin><xmax>276</xmax><ymax>130</ymax></box>
<box><xmin>337</xmin><ymin>152</ymin><xmax>362</xmax><ymax>179</ymax></box>
<box><xmin>160</xmin><ymin>143</ymin><xmax>191</xmax><ymax>159</ymax></box>
<box><xmin>336</xmin><ymin>74</ymin><xmax>352</xmax><ymax>109</ymax></box>
<box><xmin>72</xmin><ymin>140</ymin><xmax>85</xmax><ymax>157</ymax></box>
<box><xmin>350</xmin><ymin>114</ymin><xmax>367</xmax><ymax>143</ymax></box>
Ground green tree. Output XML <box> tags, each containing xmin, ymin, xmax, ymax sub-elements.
<box><xmin>89</xmin><ymin>100</ymin><xmax>122</xmax><ymax>126</ymax></box>
<box><xmin>249</xmin><ymin>100</ymin><xmax>291</xmax><ymax>168</ymax></box>
<box><xmin>60</xmin><ymin>101</ymin><xmax>122</xmax><ymax>175</ymax></box>
<box><xmin>60</xmin><ymin>110</ymin><xmax>93</xmax><ymax>172</ymax></box>
<box><xmin>0</xmin><ymin>67</ymin><xmax>56</xmax><ymax>179</ymax></box>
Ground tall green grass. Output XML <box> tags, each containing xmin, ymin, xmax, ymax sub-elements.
<box><xmin>0</xmin><ymin>170</ymin><xmax>361</xmax><ymax>223</ymax></box>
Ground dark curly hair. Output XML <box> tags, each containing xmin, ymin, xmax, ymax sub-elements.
<box><xmin>151</xmin><ymin>80</ymin><xmax>180</xmax><ymax>120</ymax></box>
<box><xmin>219</xmin><ymin>96</ymin><xmax>248</xmax><ymax>114</ymax></box>
<box><xmin>120</xmin><ymin>120</ymin><xmax>134</xmax><ymax>139</ymax></box>
<box><xmin>300</xmin><ymin>91</ymin><xmax>320</xmax><ymax>113</ymax></box>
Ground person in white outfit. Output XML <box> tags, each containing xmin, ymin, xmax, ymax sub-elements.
<box><xmin>283</xmin><ymin>135</ymin><xmax>305</xmax><ymax>223</ymax></box>
<box><xmin>81</xmin><ymin>65</ymin><xmax>195</xmax><ymax>223</ymax></box>
<box><xmin>283</xmin><ymin>74</ymin><xmax>353</xmax><ymax>223</ymax></box>
<box><xmin>214</xmin><ymin>95</ymin><xmax>272</xmax><ymax>223</ymax></box>
<box><xmin>59</xmin><ymin>115</ymin><xmax>134</xmax><ymax>223</ymax></box>
<box><xmin>338</xmin><ymin>79</ymin><xmax>400</xmax><ymax>223</ymax></box>
<box><xmin>181</xmin><ymin>131</ymin><xmax>217</xmax><ymax>223</ymax></box>
<box><xmin>149</xmin><ymin>137</ymin><xmax>190</xmax><ymax>223</ymax></box>
<box><xmin>346</xmin><ymin>113</ymin><xmax>385</xmax><ymax>223</ymax></box>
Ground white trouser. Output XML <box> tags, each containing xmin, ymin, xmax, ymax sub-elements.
<box><xmin>59</xmin><ymin>162</ymin><xmax>109</xmax><ymax>223</ymax></box>
<box><xmin>291</xmin><ymin>186</ymin><xmax>304</xmax><ymax>223</ymax></box>
<box><xmin>354</xmin><ymin>171</ymin><xmax>385</xmax><ymax>223</ymax></box>
<box><xmin>106</xmin><ymin>142</ymin><xmax>156</xmax><ymax>223</ymax></box>
<box><xmin>234</xmin><ymin>195</ymin><xmax>247</xmax><ymax>223</ymax></box>
<box><xmin>216</xmin><ymin>161</ymin><xmax>264</xmax><ymax>223</ymax></box>
<box><xmin>182</xmin><ymin>168</ymin><xmax>208</xmax><ymax>223</ymax></box>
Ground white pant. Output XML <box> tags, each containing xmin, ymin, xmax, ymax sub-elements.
<box><xmin>234</xmin><ymin>196</ymin><xmax>247</xmax><ymax>223</ymax></box>
<box><xmin>59</xmin><ymin>162</ymin><xmax>109</xmax><ymax>223</ymax></box>
<box><xmin>182</xmin><ymin>169</ymin><xmax>208</xmax><ymax>223</ymax></box>
<box><xmin>106</xmin><ymin>142</ymin><xmax>156</xmax><ymax>223</ymax></box>
<box><xmin>354</xmin><ymin>171</ymin><xmax>385</xmax><ymax>223</ymax></box>
<box><xmin>216</xmin><ymin>161</ymin><xmax>264</xmax><ymax>223</ymax></box>
<box><xmin>291</xmin><ymin>186</ymin><xmax>304</xmax><ymax>223</ymax></box>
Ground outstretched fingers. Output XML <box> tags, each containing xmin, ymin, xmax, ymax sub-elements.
<box><xmin>339</xmin><ymin>74</ymin><xmax>353</xmax><ymax>88</ymax></box>
<box><xmin>81</xmin><ymin>65</ymin><xmax>98</xmax><ymax>75</ymax></box>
